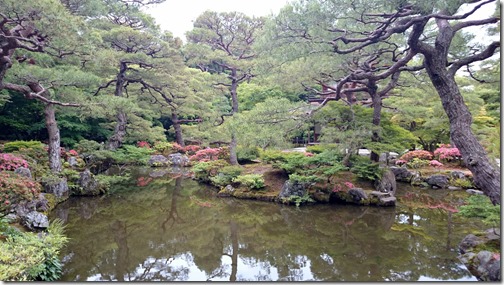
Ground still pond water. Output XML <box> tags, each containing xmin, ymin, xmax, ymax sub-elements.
<box><xmin>51</xmin><ymin>167</ymin><xmax>485</xmax><ymax>281</ymax></box>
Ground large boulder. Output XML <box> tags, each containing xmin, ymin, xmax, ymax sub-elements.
<box><xmin>22</xmin><ymin>211</ymin><xmax>49</xmax><ymax>230</ymax></box>
<box><xmin>374</xmin><ymin>168</ymin><xmax>396</xmax><ymax>195</ymax></box>
<box><xmin>348</xmin><ymin>188</ymin><xmax>368</xmax><ymax>202</ymax></box>
<box><xmin>459</xmin><ymin>228</ymin><xmax>501</xmax><ymax>281</ymax></box>
<box><xmin>390</xmin><ymin>166</ymin><xmax>419</xmax><ymax>183</ymax></box>
<box><xmin>77</xmin><ymin>169</ymin><xmax>101</xmax><ymax>196</ymax></box>
<box><xmin>167</xmin><ymin>153</ymin><xmax>190</xmax><ymax>167</ymax></box>
<box><xmin>14</xmin><ymin>167</ymin><xmax>32</xmax><ymax>178</ymax></box>
<box><xmin>278</xmin><ymin>180</ymin><xmax>308</xmax><ymax>199</ymax></box>
<box><xmin>426</xmin><ymin>174</ymin><xmax>450</xmax><ymax>189</ymax></box>
<box><xmin>42</xmin><ymin>176</ymin><xmax>69</xmax><ymax>201</ymax></box>
<box><xmin>148</xmin><ymin>155</ymin><xmax>170</xmax><ymax>167</ymax></box>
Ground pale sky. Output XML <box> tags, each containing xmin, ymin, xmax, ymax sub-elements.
<box><xmin>144</xmin><ymin>0</ymin><xmax>291</xmax><ymax>40</ymax></box>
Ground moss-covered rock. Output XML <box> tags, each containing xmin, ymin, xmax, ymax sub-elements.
<box><xmin>459</xmin><ymin>228</ymin><xmax>501</xmax><ymax>281</ymax></box>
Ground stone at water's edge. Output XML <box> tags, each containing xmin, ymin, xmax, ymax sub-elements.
<box><xmin>77</xmin><ymin>169</ymin><xmax>101</xmax><ymax>196</ymax></box>
<box><xmin>426</xmin><ymin>174</ymin><xmax>450</xmax><ymax>189</ymax></box>
<box><xmin>459</xmin><ymin>229</ymin><xmax>501</xmax><ymax>281</ymax></box>
<box><xmin>22</xmin><ymin>211</ymin><xmax>49</xmax><ymax>230</ymax></box>
<box><xmin>374</xmin><ymin>168</ymin><xmax>396</xmax><ymax>195</ymax></box>
<box><xmin>348</xmin><ymin>188</ymin><xmax>367</xmax><ymax>202</ymax></box>
<box><xmin>278</xmin><ymin>180</ymin><xmax>308</xmax><ymax>199</ymax></box>
<box><xmin>148</xmin><ymin>155</ymin><xmax>170</xmax><ymax>167</ymax></box>
<box><xmin>167</xmin><ymin>153</ymin><xmax>190</xmax><ymax>167</ymax></box>
<box><xmin>217</xmin><ymin>185</ymin><xmax>235</xmax><ymax>197</ymax></box>
<box><xmin>466</xmin><ymin>189</ymin><xmax>484</xmax><ymax>195</ymax></box>
<box><xmin>42</xmin><ymin>176</ymin><xmax>69</xmax><ymax>200</ymax></box>
<box><xmin>390</xmin><ymin>166</ymin><xmax>418</xmax><ymax>183</ymax></box>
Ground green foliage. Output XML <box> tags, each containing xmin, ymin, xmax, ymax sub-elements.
<box><xmin>74</xmin><ymin>139</ymin><xmax>102</xmax><ymax>154</ymax></box>
<box><xmin>153</xmin><ymin>141</ymin><xmax>174</xmax><ymax>156</ymax></box>
<box><xmin>288</xmin><ymin>194</ymin><xmax>315</xmax><ymax>207</ymax></box>
<box><xmin>191</xmin><ymin>160</ymin><xmax>230</xmax><ymax>183</ymax></box>
<box><xmin>350</xmin><ymin>156</ymin><xmax>383</xmax><ymax>181</ymax></box>
<box><xmin>233</xmin><ymin>174</ymin><xmax>265</xmax><ymax>189</ymax></box>
<box><xmin>209</xmin><ymin>166</ymin><xmax>243</xmax><ymax>187</ymax></box>
<box><xmin>457</xmin><ymin>195</ymin><xmax>500</xmax><ymax>226</ymax></box>
<box><xmin>288</xmin><ymin>173</ymin><xmax>321</xmax><ymax>184</ymax></box>
<box><xmin>0</xmin><ymin>219</ymin><xmax>68</xmax><ymax>281</ymax></box>
<box><xmin>450</xmin><ymin>178</ymin><xmax>475</xmax><ymax>189</ymax></box>
<box><xmin>236</xmin><ymin>145</ymin><xmax>260</xmax><ymax>163</ymax></box>
<box><xmin>406</xmin><ymin>158</ymin><xmax>430</xmax><ymax>169</ymax></box>
<box><xmin>259</xmin><ymin>149</ymin><xmax>304</xmax><ymax>165</ymax></box>
<box><xmin>306</xmin><ymin>144</ymin><xmax>326</xmax><ymax>154</ymax></box>
<box><xmin>3</xmin><ymin>140</ymin><xmax>44</xmax><ymax>153</ymax></box>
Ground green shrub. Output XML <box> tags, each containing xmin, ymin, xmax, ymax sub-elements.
<box><xmin>406</xmin><ymin>158</ymin><xmax>430</xmax><ymax>169</ymax></box>
<box><xmin>153</xmin><ymin>141</ymin><xmax>173</xmax><ymax>156</ymax></box>
<box><xmin>0</xmin><ymin>219</ymin><xmax>68</xmax><ymax>281</ymax></box>
<box><xmin>288</xmin><ymin>173</ymin><xmax>321</xmax><ymax>184</ymax></box>
<box><xmin>259</xmin><ymin>149</ymin><xmax>303</xmax><ymax>164</ymax></box>
<box><xmin>233</xmin><ymin>174</ymin><xmax>265</xmax><ymax>189</ymax></box>
<box><xmin>0</xmin><ymin>172</ymin><xmax>41</xmax><ymax>214</ymax></box>
<box><xmin>74</xmin><ymin>139</ymin><xmax>102</xmax><ymax>154</ymax></box>
<box><xmin>350</xmin><ymin>157</ymin><xmax>383</xmax><ymax>181</ymax></box>
<box><xmin>457</xmin><ymin>195</ymin><xmax>500</xmax><ymax>226</ymax></box>
<box><xmin>288</xmin><ymin>194</ymin><xmax>315</xmax><ymax>207</ymax></box>
<box><xmin>118</xmin><ymin>145</ymin><xmax>154</xmax><ymax>165</ymax></box>
<box><xmin>237</xmin><ymin>146</ymin><xmax>260</xmax><ymax>163</ymax></box>
<box><xmin>3</xmin><ymin>141</ymin><xmax>44</xmax><ymax>153</ymax></box>
<box><xmin>191</xmin><ymin>160</ymin><xmax>230</xmax><ymax>183</ymax></box>
<box><xmin>450</xmin><ymin>178</ymin><xmax>474</xmax><ymax>189</ymax></box>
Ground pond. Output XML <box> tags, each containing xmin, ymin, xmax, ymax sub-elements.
<box><xmin>51</xmin><ymin>167</ymin><xmax>485</xmax><ymax>281</ymax></box>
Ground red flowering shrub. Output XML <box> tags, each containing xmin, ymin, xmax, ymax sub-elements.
<box><xmin>332</xmin><ymin>181</ymin><xmax>355</xmax><ymax>193</ymax></box>
<box><xmin>172</xmin><ymin>143</ymin><xmax>201</xmax><ymax>155</ymax></box>
<box><xmin>395</xmin><ymin>159</ymin><xmax>407</xmax><ymax>166</ymax></box>
<box><xmin>190</xmin><ymin>148</ymin><xmax>222</xmax><ymax>162</ymax></box>
<box><xmin>137</xmin><ymin>141</ymin><xmax>151</xmax><ymax>149</ymax></box>
<box><xmin>429</xmin><ymin>160</ymin><xmax>443</xmax><ymax>167</ymax></box>
<box><xmin>0</xmin><ymin>172</ymin><xmax>41</xmax><ymax>212</ymax></box>
<box><xmin>434</xmin><ymin>144</ymin><xmax>461</xmax><ymax>161</ymax></box>
<box><xmin>399</xmin><ymin>150</ymin><xmax>433</xmax><ymax>162</ymax></box>
<box><xmin>0</xmin><ymin>153</ymin><xmax>29</xmax><ymax>171</ymax></box>
<box><xmin>304</xmin><ymin>152</ymin><xmax>314</xmax><ymax>157</ymax></box>
<box><xmin>67</xmin><ymin>149</ymin><xmax>79</xmax><ymax>157</ymax></box>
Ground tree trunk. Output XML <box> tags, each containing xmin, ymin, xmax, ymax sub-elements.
<box><xmin>107</xmin><ymin>61</ymin><xmax>128</xmax><ymax>150</ymax></box>
<box><xmin>171</xmin><ymin>112</ymin><xmax>185</xmax><ymax>147</ymax></box>
<box><xmin>229</xmin><ymin>220</ymin><xmax>238</xmax><ymax>282</ymax></box>
<box><xmin>229</xmin><ymin>132</ymin><xmax>239</xmax><ymax>165</ymax></box>
<box><xmin>44</xmin><ymin>103</ymin><xmax>62</xmax><ymax>173</ymax></box>
<box><xmin>425</xmin><ymin>59</ymin><xmax>500</xmax><ymax>205</ymax></box>
<box><xmin>107</xmin><ymin>112</ymin><xmax>127</xmax><ymax>150</ymax></box>
<box><xmin>369</xmin><ymin>81</ymin><xmax>381</xmax><ymax>163</ymax></box>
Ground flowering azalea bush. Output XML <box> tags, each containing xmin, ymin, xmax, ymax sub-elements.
<box><xmin>332</xmin><ymin>181</ymin><xmax>355</xmax><ymax>193</ymax></box>
<box><xmin>434</xmin><ymin>144</ymin><xmax>462</xmax><ymax>161</ymax></box>
<box><xmin>189</xmin><ymin>148</ymin><xmax>223</xmax><ymax>162</ymax></box>
<box><xmin>0</xmin><ymin>153</ymin><xmax>29</xmax><ymax>171</ymax></box>
<box><xmin>136</xmin><ymin>141</ymin><xmax>151</xmax><ymax>149</ymax></box>
<box><xmin>399</xmin><ymin>150</ymin><xmax>433</xmax><ymax>162</ymax></box>
<box><xmin>67</xmin><ymin>149</ymin><xmax>79</xmax><ymax>157</ymax></box>
<box><xmin>0</xmin><ymin>172</ymin><xmax>41</xmax><ymax>213</ymax></box>
<box><xmin>395</xmin><ymin>159</ymin><xmax>407</xmax><ymax>166</ymax></box>
<box><xmin>173</xmin><ymin>143</ymin><xmax>201</xmax><ymax>155</ymax></box>
<box><xmin>304</xmin><ymin>152</ymin><xmax>314</xmax><ymax>157</ymax></box>
<box><xmin>429</xmin><ymin>160</ymin><xmax>444</xmax><ymax>167</ymax></box>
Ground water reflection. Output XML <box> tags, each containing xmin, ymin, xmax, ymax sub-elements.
<box><xmin>51</xmin><ymin>168</ymin><xmax>483</xmax><ymax>281</ymax></box>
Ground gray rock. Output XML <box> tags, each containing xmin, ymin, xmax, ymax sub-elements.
<box><xmin>148</xmin><ymin>155</ymin><xmax>170</xmax><ymax>167</ymax></box>
<box><xmin>448</xmin><ymin>186</ymin><xmax>461</xmax><ymax>190</ymax></box>
<box><xmin>378</xmin><ymin>196</ymin><xmax>396</xmax><ymax>207</ymax></box>
<box><xmin>67</xmin><ymin>156</ymin><xmax>78</xmax><ymax>167</ymax></box>
<box><xmin>348</xmin><ymin>188</ymin><xmax>368</xmax><ymax>202</ymax></box>
<box><xmin>42</xmin><ymin>176</ymin><xmax>69</xmax><ymax>200</ymax></box>
<box><xmin>217</xmin><ymin>185</ymin><xmax>235</xmax><ymax>197</ymax></box>
<box><xmin>466</xmin><ymin>189</ymin><xmax>484</xmax><ymax>195</ymax></box>
<box><xmin>14</xmin><ymin>167</ymin><xmax>32</xmax><ymax>178</ymax></box>
<box><xmin>450</xmin><ymin>170</ymin><xmax>466</xmax><ymax>179</ymax></box>
<box><xmin>167</xmin><ymin>153</ymin><xmax>190</xmax><ymax>167</ymax></box>
<box><xmin>23</xmin><ymin>211</ymin><xmax>49</xmax><ymax>230</ymax></box>
<box><xmin>390</xmin><ymin>166</ymin><xmax>418</xmax><ymax>183</ymax></box>
<box><xmin>369</xmin><ymin>191</ymin><xmax>391</xmax><ymax>199</ymax></box>
<box><xmin>278</xmin><ymin>180</ymin><xmax>308</xmax><ymax>199</ymax></box>
<box><xmin>4</xmin><ymin>213</ymin><xmax>19</xmax><ymax>223</ymax></box>
<box><xmin>77</xmin><ymin>169</ymin><xmax>101</xmax><ymax>196</ymax></box>
<box><xmin>374</xmin><ymin>168</ymin><xmax>396</xmax><ymax>195</ymax></box>
<box><xmin>459</xmin><ymin>234</ymin><xmax>483</xmax><ymax>254</ymax></box>
<box><xmin>426</xmin><ymin>174</ymin><xmax>449</xmax><ymax>189</ymax></box>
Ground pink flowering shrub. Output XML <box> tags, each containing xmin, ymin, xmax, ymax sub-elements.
<box><xmin>332</xmin><ymin>181</ymin><xmax>355</xmax><ymax>193</ymax></box>
<box><xmin>434</xmin><ymin>144</ymin><xmax>461</xmax><ymax>161</ymax></box>
<box><xmin>399</xmin><ymin>150</ymin><xmax>433</xmax><ymax>162</ymax></box>
<box><xmin>172</xmin><ymin>143</ymin><xmax>201</xmax><ymax>155</ymax></box>
<box><xmin>0</xmin><ymin>172</ymin><xmax>41</xmax><ymax>213</ymax></box>
<box><xmin>304</xmin><ymin>152</ymin><xmax>314</xmax><ymax>157</ymax></box>
<box><xmin>0</xmin><ymin>153</ymin><xmax>29</xmax><ymax>171</ymax></box>
<box><xmin>137</xmin><ymin>141</ymin><xmax>151</xmax><ymax>149</ymax></box>
<box><xmin>67</xmin><ymin>149</ymin><xmax>79</xmax><ymax>157</ymax></box>
<box><xmin>190</xmin><ymin>148</ymin><xmax>223</xmax><ymax>162</ymax></box>
<box><xmin>429</xmin><ymin>160</ymin><xmax>444</xmax><ymax>167</ymax></box>
<box><xmin>395</xmin><ymin>159</ymin><xmax>407</xmax><ymax>166</ymax></box>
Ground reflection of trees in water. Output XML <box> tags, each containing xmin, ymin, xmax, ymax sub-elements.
<box><xmin>53</xmin><ymin>176</ymin><xmax>482</xmax><ymax>281</ymax></box>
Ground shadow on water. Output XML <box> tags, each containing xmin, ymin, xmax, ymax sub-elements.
<box><xmin>51</xmin><ymin>167</ymin><xmax>484</xmax><ymax>281</ymax></box>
